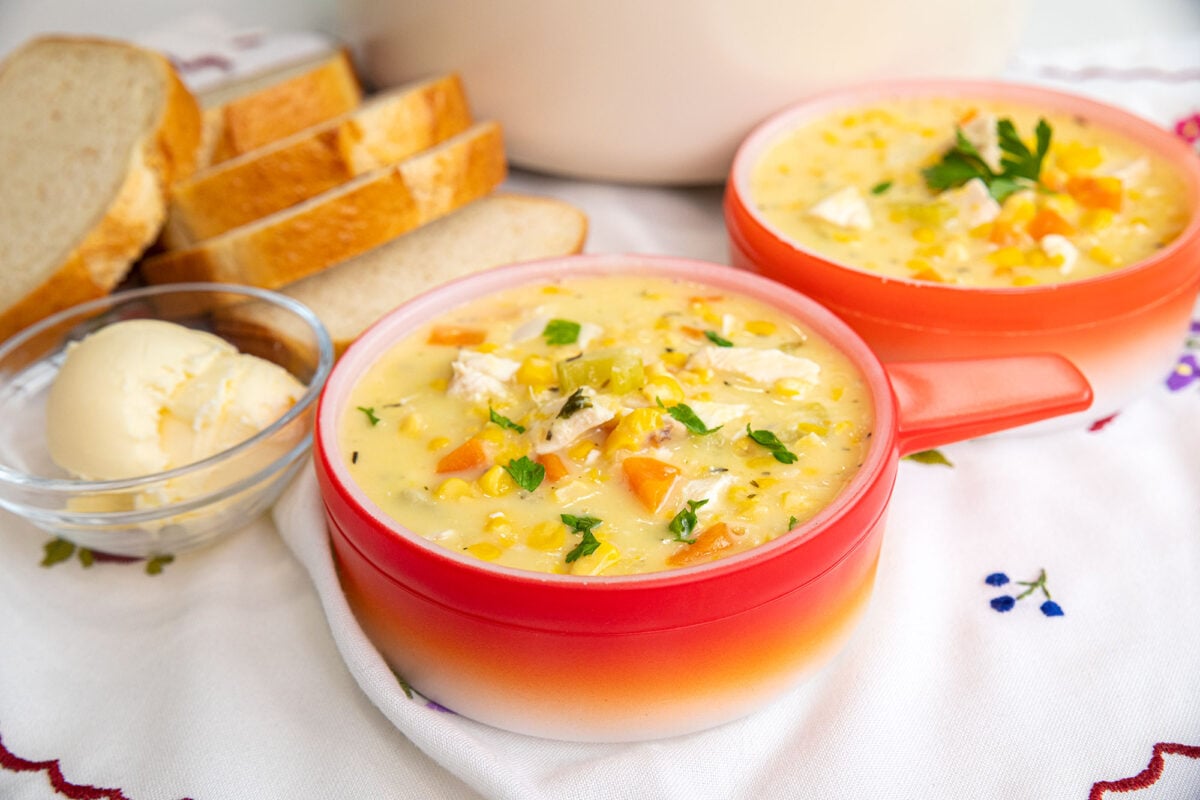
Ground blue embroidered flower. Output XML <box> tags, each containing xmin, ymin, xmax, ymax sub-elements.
<box><xmin>1040</xmin><ymin>600</ymin><xmax>1064</xmax><ymax>617</ymax></box>
<box><xmin>985</xmin><ymin>568</ymin><xmax>1063</xmax><ymax>617</ymax></box>
<box><xmin>990</xmin><ymin>595</ymin><xmax>1016</xmax><ymax>612</ymax></box>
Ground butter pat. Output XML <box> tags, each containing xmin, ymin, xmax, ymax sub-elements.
<box><xmin>47</xmin><ymin>319</ymin><xmax>304</xmax><ymax>482</ymax></box>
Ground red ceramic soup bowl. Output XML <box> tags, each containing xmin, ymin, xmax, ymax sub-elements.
<box><xmin>725</xmin><ymin>80</ymin><xmax>1200</xmax><ymax>431</ymax></box>
<box><xmin>314</xmin><ymin>254</ymin><xmax>1091</xmax><ymax>741</ymax></box>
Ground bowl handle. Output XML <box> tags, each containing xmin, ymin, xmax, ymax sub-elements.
<box><xmin>885</xmin><ymin>355</ymin><xmax>1093</xmax><ymax>455</ymax></box>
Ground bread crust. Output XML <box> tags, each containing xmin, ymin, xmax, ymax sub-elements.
<box><xmin>200</xmin><ymin>48</ymin><xmax>362</xmax><ymax>167</ymax></box>
<box><xmin>166</xmin><ymin>74</ymin><xmax>472</xmax><ymax>246</ymax></box>
<box><xmin>0</xmin><ymin>37</ymin><xmax>202</xmax><ymax>342</ymax></box>
<box><xmin>141</xmin><ymin>122</ymin><xmax>507</xmax><ymax>290</ymax></box>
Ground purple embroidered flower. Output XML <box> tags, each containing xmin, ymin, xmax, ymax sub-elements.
<box><xmin>426</xmin><ymin>700</ymin><xmax>456</xmax><ymax>714</ymax></box>
<box><xmin>985</xmin><ymin>572</ymin><xmax>1010</xmax><ymax>587</ymax></box>
<box><xmin>1167</xmin><ymin>353</ymin><xmax>1199</xmax><ymax>392</ymax></box>
<box><xmin>1040</xmin><ymin>600</ymin><xmax>1064</xmax><ymax>617</ymax></box>
<box><xmin>990</xmin><ymin>595</ymin><xmax>1016</xmax><ymax>612</ymax></box>
<box><xmin>1176</xmin><ymin>113</ymin><xmax>1200</xmax><ymax>145</ymax></box>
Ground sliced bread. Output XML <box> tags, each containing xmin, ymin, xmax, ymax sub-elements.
<box><xmin>139</xmin><ymin>121</ymin><xmax>507</xmax><ymax>290</ymax></box>
<box><xmin>165</xmin><ymin>73</ymin><xmax>473</xmax><ymax>247</ymax></box>
<box><xmin>197</xmin><ymin>48</ymin><xmax>362</xmax><ymax>168</ymax></box>
<box><xmin>227</xmin><ymin>193</ymin><xmax>588</xmax><ymax>355</ymax></box>
<box><xmin>0</xmin><ymin>36</ymin><xmax>202</xmax><ymax>342</ymax></box>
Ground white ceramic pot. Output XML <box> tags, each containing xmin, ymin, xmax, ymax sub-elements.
<box><xmin>339</xmin><ymin>0</ymin><xmax>1029</xmax><ymax>185</ymax></box>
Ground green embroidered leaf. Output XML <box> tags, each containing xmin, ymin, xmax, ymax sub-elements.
<box><xmin>145</xmin><ymin>554</ymin><xmax>174</xmax><ymax>575</ymax></box>
<box><xmin>356</xmin><ymin>406</ymin><xmax>381</xmax><ymax>426</ymax></box>
<box><xmin>489</xmin><ymin>407</ymin><xmax>526</xmax><ymax>434</ymax></box>
<box><xmin>543</xmin><ymin>319</ymin><xmax>581</xmax><ymax>345</ymax></box>
<box><xmin>41</xmin><ymin>537</ymin><xmax>75</xmax><ymax>567</ymax></box>
<box><xmin>745</xmin><ymin>424</ymin><xmax>798</xmax><ymax>464</ymax></box>
<box><xmin>78</xmin><ymin>547</ymin><xmax>95</xmax><ymax>568</ymax></box>
<box><xmin>668</xmin><ymin>499</ymin><xmax>708</xmax><ymax>543</ymax></box>
<box><xmin>704</xmin><ymin>330</ymin><xmax>733</xmax><ymax>347</ymax></box>
<box><xmin>503</xmin><ymin>456</ymin><xmax>545</xmax><ymax>492</ymax></box>
<box><xmin>904</xmin><ymin>449</ymin><xmax>954</xmax><ymax>467</ymax></box>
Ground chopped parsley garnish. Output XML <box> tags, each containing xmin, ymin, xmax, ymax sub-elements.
<box><xmin>704</xmin><ymin>330</ymin><xmax>733</xmax><ymax>347</ymax></box>
<box><xmin>746</xmin><ymin>423</ymin><xmax>798</xmax><ymax>464</ymax></box>
<box><xmin>658</xmin><ymin>399</ymin><xmax>722</xmax><ymax>435</ymax></box>
<box><xmin>870</xmin><ymin>180</ymin><xmax>893</xmax><ymax>195</ymax></box>
<box><xmin>356</xmin><ymin>406</ymin><xmax>381</xmax><ymax>426</ymax></box>
<box><xmin>788</xmin><ymin>515</ymin><xmax>799</xmax><ymax>531</ymax></box>
<box><xmin>503</xmin><ymin>456</ymin><xmax>545</xmax><ymax>492</ymax></box>
<box><xmin>668</xmin><ymin>499</ymin><xmax>708</xmax><ymax>543</ymax></box>
<box><xmin>543</xmin><ymin>319</ymin><xmax>582</xmax><ymax>345</ymax></box>
<box><xmin>562</xmin><ymin>514</ymin><xmax>603</xmax><ymax>563</ymax></box>
<box><xmin>557</xmin><ymin>388</ymin><xmax>592</xmax><ymax>419</ymax></box>
<box><xmin>489</xmin><ymin>407</ymin><xmax>526</xmax><ymax>434</ymax></box>
<box><xmin>921</xmin><ymin>117</ymin><xmax>1052</xmax><ymax>203</ymax></box>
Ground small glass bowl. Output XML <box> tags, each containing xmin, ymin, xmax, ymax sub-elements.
<box><xmin>0</xmin><ymin>283</ymin><xmax>334</xmax><ymax>558</ymax></box>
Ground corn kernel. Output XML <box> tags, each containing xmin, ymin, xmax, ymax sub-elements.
<box><xmin>912</xmin><ymin>227</ymin><xmax>938</xmax><ymax>244</ymax></box>
<box><xmin>821</xmin><ymin>130</ymin><xmax>840</xmax><ymax>146</ymax></box>
<box><xmin>525</xmin><ymin>521</ymin><xmax>566</xmax><ymax>551</ymax></box>
<box><xmin>1082</xmin><ymin>208</ymin><xmax>1115</xmax><ymax>231</ymax></box>
<box><xmin>516</xmin><ymin>355</ymin><xmax>554</xmax><ymax>386</ymax></box>
<box><xmin>465</xmin><ymin>542</ymin><xmax>503</xmax><ymax>561</ymax></box>
<box><xmin>1026</xmin><ymin>249</ymin><xmax>1050</xmax><ymax>269</ymax></box>
<box><xmin>773</xmin><ymin>378</ymin><xmax>808</xmax><ymax>398</ymax></box>
<box><xmin>604</xmin><ymin>407</ymin><xmax>666</xmax><ymax>454</ymax></box>
<box><xmin>661</xmin><ymin>351</ymin><xmax>688</xmax><ymax>368</ymax></box>
<box><xmin>1012</xmin><ymin>275</ymin><xmax>1039</xmax><ymax>287</ymax></box>
<box><xmin>906</xmin><ymin>257</ymin><xmax>933</xmax><ymax>273</ymax></box>
<box><xmin>781</xmin><ymin>491</ymin><xmax>813</xmax><ymax>513</ymax></box>
<box><xmin>434</xmin><ymin>478</ymin><xmax>473</xmax><ymax>500</ymax></box>
<box><xmin>478</xmin><ymin>465</ymin><xmax>517</xmax><ymax>497</ymax></box>
<box><xmin>916</xmin><ymin>243</ymin><xmax>947</xmax><ymax>259</ymax></box>
<box><xmin>746</xmin><ymin>456</ymin><xmax>779</xmax><ymax>471</ymax></box>
<box><xmin>654</xmin><ymin>316</ymin><xmax>672</xmax><ymax>331</ymax></box>
<box><xmin>400</xmin><ymin>413</ymin><xmax>425</xmax><ymax>435</ymax></box>
<box><xmin>541</xmin><ymin>285</ymin><xmax>564</xmax><ymax>294</ymax></box>
<box><xmin>693</xmin><ymin>391</ymin><xmax>713</xmax><ymax>402</ymax></box>
<box><xmin>642</xmin><ymin>375</ymin><xmax>684</xmax><ymax>405</ymax></box>
<box><xmin>998</xmin><ymin>194</ymin><xmax>1037</xmax><ymax>226</ymax></box>
<box><xmin>830</xmin><ymin>230</ymin><xmax>860</xmax><ymax>243</ymax></box>
<box><xmin>570</xmin><ymin>542</ymin><xmax>621</xmax><ymax>576</ymax></box>
<box><xmin>475</xmin><ymin>342</ymin><xmax>499</xmax><ymax>354</ymax></box>
<box><xmin>744</xmin><ymin>319</ymin><xmax>777</xmax><ymax>336</ymax></box>
<box><xmin>1055</xmin><ymin>141</ymin><xmax>1103</xmax><ymax>174</ymax></box>
<box><xmin>567</xmin><ymin>440</ymin><xmax>597</xmax><ymax>462</ymax></box>
<box><xmin>1089</xmin><ymin>245</ymin><xmax>1118</xmax><ymax>267</ymax></box>
<box><xmin>429</xmin><ymin>378</ymin><xmax>448</xmax><ymax>392</ymax></box>
<box><xmin>729</xmin><ymin>484</ymin><xmax>758</xmax><ymax>503</ymax></box>
<box><xmin>834</xmin><ymin>420</ymin><xmax>857</xmax><ymax>436</ymax></box>
<box><xmin>427</xmin><ymin>436</ymin><xmax>450</xmax><ymax>452</ymax></box>
<box><xmin>753</xmin><ymin>476</ymin><xmax>779</xmax><ymax>490</ymax></box>
<box><xmin>484</xmin><ymin>513</ymin><xmax>516</xmax><ymax>543</ymax></box>
<box><xmin>830</xmin><ymin>386</ymin><xmax>845</xmax><ymax>401</ymax></box>
<box><xmin>841</xmin><ymin>114</ymin><xmax>859</xmax><ymax>128</ymax></box>
<box><xmin>477</xmin><ymin>425</ymin><xmax>508</xmax><ymax>445</ymax></box>
<box><xmin>796</xmin><ymin>421</ymin><xmax>829</xmax><ymax>437</ymax></box>
<box><xmin>987</xmin><ymin>247</ymin><xmax>1024</xmax><ymax>269</ymax></box>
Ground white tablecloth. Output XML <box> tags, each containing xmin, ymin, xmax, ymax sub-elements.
<box><xmin>1</xmin><ymin>19</ymin><xmax>1198</xmax><ymax>800</ymax></box>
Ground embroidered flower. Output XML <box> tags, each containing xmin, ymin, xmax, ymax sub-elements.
<box><xmin>1175</xmin><ymin>113</ymin><xmax>1200</xmax><ymax>145</ymax></box>
<box><xmin>986</xmin><ymin>568</ymin><xmax>1063</xmax><ymax>617</ymax></box>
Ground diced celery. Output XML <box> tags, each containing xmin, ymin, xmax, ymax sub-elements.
<box><xmin>557</xmin><ymin>348</ymin><xmax>645</xmax><ymax>394</ymax></box>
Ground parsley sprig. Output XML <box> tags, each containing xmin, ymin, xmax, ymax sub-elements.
<box><xmin>544</xmin><ymin>319</ymin><xmax>581</xmax><ymax>345</ymax></box>
<box><xmin>657</xmin><ymin>399</ymin><xmax>722</xmax><ymax>436</ymax></box>
<box><xmin>746</xmin><ymin>423</ymin><xmax>798</xmax><ymax>465</ymax></box>
<box><xmin>668</xmin><ymin>499</ymin><xmax>708</xmax><ymax>543</ymax></box>
<box><xmin>489</xmin><ymin>407</ymin><xmax>525</xmax><ymax>434</ymax></box>
<box><xmin>356</xmin><ymin>406</ymin><xmax>381</xmax><ymax>426</ymax></box>
<box><xmin>503</xmin><ymin>456</ymin><xmax>545</xmax><ymax>492</ymax></box>
<box><xmin>921</xmin><ymin>117</ymin><xmax>1052</xmax><ymax>203</ymax></box>
<box><xmin>704</xmin><ymin>330</ymin><xmax>733</xmax><ymax>347</ymax></box>
<box><xmin>562</xmin><ymin>514</ymin><xmax>603</xmax><ymax>563</ymax></box>
<box><xmin>557</xmin><ymin>388</ymin><xmax>592</xmax><ymax>419</ymax></box>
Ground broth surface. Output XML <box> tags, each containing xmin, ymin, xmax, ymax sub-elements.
<box><xmin>341</xmin><ymin>275</ymin><xmax>873</xmax><ymax>575</ymax></box>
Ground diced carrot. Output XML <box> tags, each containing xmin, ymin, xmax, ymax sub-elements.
<box><xmin>987</xmin><ymin>220</ymin><xmax>1024</xmax><ymax>247</ymax></box>
<box><xmin>1065</xmin><ymin>176</ymin><xmax>1123</xmax><ymax>211</ymax></box>
<box><xmin>1027</xmin><ymin>207</ymin><xmax>1076</xmax><ymax>240</ymax></box>
<box><xmin>427</xmin><ymin>325</ymin><xmax>487</xmax><ymax>346</ymax></box>
<box><xmin>957</xmin><ymin>108</ymin><xmax>979</xmax><ymax>125</ymax></box>
<box><xmin>621</xmin><ymin>456</ymin><xmax>679</xmax><ymax>514</ymax></box>
<box><xmin>667</xmin><ymin>522</ymin><xmax>744</xmax><ymax>567</ymax></box>
<box><xmin>688</xmin><ymin>295</ymin><xmax>725</xmax><ymax>304</ymax></box>
<box><xmin>680</xmin><ymin>325</ymin><xmax>707</xmax><ymax>339</ymax></box>
<box><xmin>436</xmin><ymin>437</ymin><xmax>488</xmax><ymax>474</ymax></box>
<box><xmin>537</xmin><ymin>453</ymin><xmax>569</xmax><ymax>483</ymax></box>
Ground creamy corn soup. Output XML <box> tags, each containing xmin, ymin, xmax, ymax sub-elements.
<box><xmin>342</xmin><ymin>275</ymin><xmax>873</xmax><ymax>576</ymax></box>
<box><xmin>751</xmin><ymin>98</ymin><xmax>1190</xmax><ymax>287</ymax></box>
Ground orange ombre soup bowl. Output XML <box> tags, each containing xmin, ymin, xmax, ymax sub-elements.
<box><xmin>725</xmin><ymin>80</ymin><xmax>1200</xmax><ymax>431</ymax></box>
<box><xmin>313</xmin><ymin>254</ymin><xmax>1091</xmax><ymax>741</ymax></box>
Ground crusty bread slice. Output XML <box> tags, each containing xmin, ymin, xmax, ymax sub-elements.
<box><xmin>165</xmin><ymin>73</ymin><xmax>473</xmax><ymax>248</ymax></box>
<box><xmin>0</xmin><ymin>36</ymin><xmax>202</xmax><ymax>342</ymax></box>
<box><xmin>139</xmin><ymin>121</ymin><xmax>507</xmax><ymax>290</ymax></box>
<box><xmin>222</xmin><ymin>193</ymin><xmax>588</xmax><ymax>355</ymax></box>
<box><xmin>196</xmin><ymin>48</ymin><xmax>361</xmax><ymax>168</ymax></box>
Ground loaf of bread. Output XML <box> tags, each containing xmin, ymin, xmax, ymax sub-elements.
<box><xmin>0</xmin><ymin>36</ymin><xmax>202</xmax><ymax>342</ymax></box>
<box><xmin>165</xmin><ymin>73</ymin><xmax>472</xmax><ymax>247</ymax></box>
<box><xmin>218</xmin><ymin>193</ymin><xmax>588</xmax><ymax>355</ymax></box>
<box><xmin>196</xmin><ymin>48</ymin><xmax>361</xmax><ymax>168</ymax></box>
<box><xmin>277</xmin><ymin>192</ymin><xmax>588</xmax><ymax>353</ymax></box>
<box><xmin>139</xmin><ymin>121</ymin><xmax>507</xmax><ymax>290</ymax></box>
